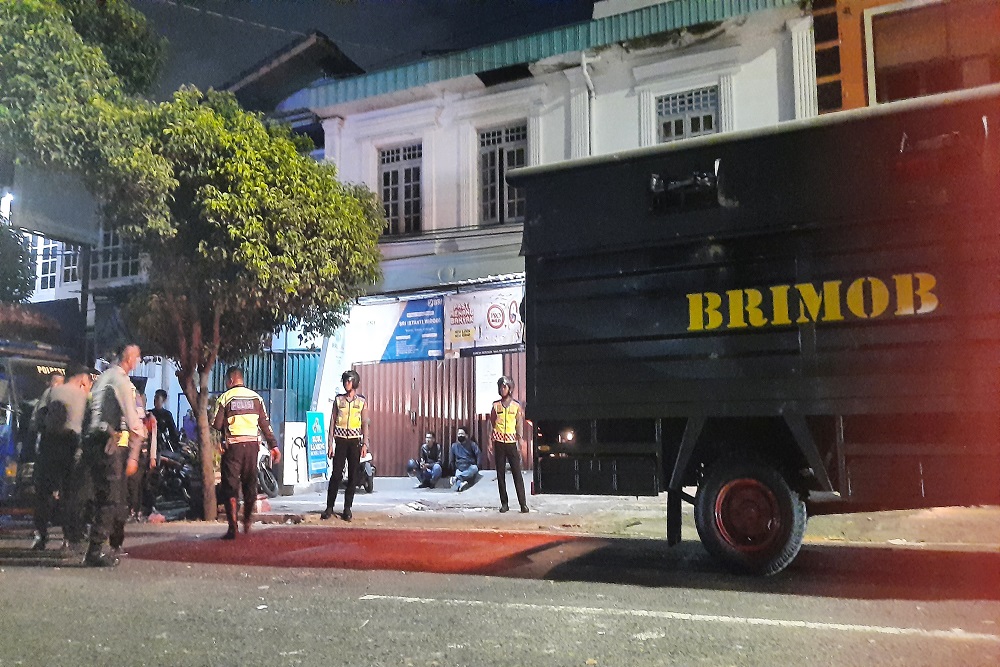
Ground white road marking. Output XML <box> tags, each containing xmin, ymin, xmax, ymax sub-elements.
<box><xmin>359</xmin><ymin>595</ymin><xmax>1000</xmax><ymax>643</ymax></box>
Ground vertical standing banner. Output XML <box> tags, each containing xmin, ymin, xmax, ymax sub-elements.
<box><xmin>305</xmin><ymin>411</ymin><xmax>328</xmax><ymax>479</ymax></box>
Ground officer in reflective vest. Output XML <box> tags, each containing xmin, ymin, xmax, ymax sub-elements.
<box><xmin>489</xmin><ymin>375</ymin><xmax>528</xmax><ymax>514</ymax></box>
<box><xmin>321</xmin><ymin>369</ymin><xmax>369</xmax><ymax>522</ymax></box>
<box><xmin>212</xmin><ymin>366</ymin><xmax>280</xmax><ymax>540</ymax></box>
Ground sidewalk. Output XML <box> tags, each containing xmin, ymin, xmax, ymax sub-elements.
<box><xmin>265</xmin><ymin>472</ymin><xmax>1000</xmax><ymax>551</ymax></box>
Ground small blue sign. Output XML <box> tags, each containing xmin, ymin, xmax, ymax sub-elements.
<box><xmin>306</xmin><ymin>411</ymin><xmax>328</xmax><ymax>479</ymax></box>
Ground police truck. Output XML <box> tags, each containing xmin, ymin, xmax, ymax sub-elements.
<box><xmin>509</xmin><ymin>83</ymin><xmax>1000</xmax><ymax>575</ymax></box>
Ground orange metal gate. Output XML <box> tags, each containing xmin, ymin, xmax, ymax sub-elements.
<box><xmin>354</xmin><ymin>352</ymin><xmax>527</xmax><ymax>477</ymax></box>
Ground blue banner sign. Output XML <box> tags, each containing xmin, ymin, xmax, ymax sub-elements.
<box><xmin>381</xmin><ymin>296</ymin><xmax>444</xmax><ymax>362</ymax></box>
<box><xmin>305</xmin><ymin>411</ymin><xmax>328</xmax><ymax>479</ymax></box>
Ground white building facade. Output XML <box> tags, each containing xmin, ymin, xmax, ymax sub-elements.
<box><xmin>287</xmin><ymin>0</ymin><xmax>818</xmax><ymax>477</ymax></box>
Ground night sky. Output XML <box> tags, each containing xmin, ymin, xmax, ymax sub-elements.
<box><xmin>134</xmin><ymin>0</ymin><xmax>596</xmax><ymax>98</ymax></box>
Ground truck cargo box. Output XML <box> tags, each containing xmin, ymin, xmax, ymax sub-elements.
<box><xmin>509</xmin><ymin>84</ymin><xmax>1000</xmax><ymax>574</ymax></box>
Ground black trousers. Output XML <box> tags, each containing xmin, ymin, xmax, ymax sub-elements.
<box><xmin>493</xmin><ymin>440</ymin><xmax>526</xmax><ymax>509</ymax></box>
<box><xmin>126</xmin><ymin>450</ymin><xmax>151</xmax><ymax>516</ymax></box>
<box><xmin>32</xmin><ymin>431</ymin><xmax>79</xmax><ymax>540</ymax></box>
<box><xmin>220</xmin><ymin>442</ymin><xmax>259</xmax><ymax>520</ymax></box>
<box><xmin>84</xmin><ymin>434</ymin><xmax>129</xmax><ymax>551</ymax></box>
<box><xmin>326</xmin><ymin>437</ymin><xmax>361</xmax><ymax>511</ymax></box>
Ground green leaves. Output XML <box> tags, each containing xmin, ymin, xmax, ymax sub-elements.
<box><xmin>130</xmin><ymin>87</ymin><xmax>383</xmax><ymax>362</ymax></box>
<box><xmin>0</xmin><ymin>225</ymin><xmax>33</xmax><ymax>303</ymax></box>
<box><xmin>1</xmin><ymin>0</ymin><xmax>174</xmax><ymax>230</ymax></box>
<box><xmin>3</xmin><ymin>0</ymin><xmax>382</xmax><ymax>403</ymax></box>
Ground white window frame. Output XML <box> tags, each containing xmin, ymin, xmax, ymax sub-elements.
<box><xmin>29</xmin><ymin>234</ymin><xmax>59</xmax><ymax>292</ymax></box>
<box><xmin>478</xmin><ymin>122</ymin><xmax>527</xmax><ymax>225</ymax></box>
<box><xmin>864</xmin><ymin>0</ymin><xmax>948</xmax><ymax>106</ymax></box>
<box><xmin>61</xmin><ymin>243</ymin><xmax>80</xmax><ymax>285</ymax></box>
<box><xmin>90</xmin><ymin>227</ymin><xmax>140</xmax><ymax>281</ymax></box>
<box><xmin>379</xmin><ymin>142</ymin><xmax>423</xmax><ymax>236</ymax></box>
<box><xmin>655</xmin><ymin>86</ymin><xmax>720</xmax><ymax>144</ymax></box>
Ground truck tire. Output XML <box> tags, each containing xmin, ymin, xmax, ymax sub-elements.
<box><xmin>694</xmin><ymin>458</ymin><xmax>806</xmax><ymax>576</ymax></box>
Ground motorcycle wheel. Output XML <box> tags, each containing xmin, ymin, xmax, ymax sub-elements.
<box><xmin>363</xmin><ymin>467</ymin><xmax>374</xmax><ymax>494</ymax></box>
<box><xmin>258</xmin><ymin>459</ymin><xmax>280</xmax><ymax>498</ymax></box>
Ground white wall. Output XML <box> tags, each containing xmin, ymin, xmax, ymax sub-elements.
<box><xmin>309</xmin><ymin>7</ymin><xmax>808</xmax><ymax>421</ymax></box>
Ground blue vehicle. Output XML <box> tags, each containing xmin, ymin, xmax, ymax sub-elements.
<box><xmin>0</xmin><ymin>339</ymin><xmax>70</xmax><ymax>505</ymax></box>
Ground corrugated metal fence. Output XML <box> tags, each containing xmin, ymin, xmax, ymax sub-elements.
<box><xmin>211</xmin><ymin>351</ymin><xmax>320</xmax><ymax>424</ymax></box>
<box><xmin>355</xmin><ymin>351</ymin><xmax>528</xmax><ymax>477</ymax></box>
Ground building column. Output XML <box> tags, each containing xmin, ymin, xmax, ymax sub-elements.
<box><xmin>718</xmin><ymin>74</ymin><xmax>735</xmax><ymax>133</ymax></box>
<box><xmin>565</xmin><ymin>68</ymin><xmax>591</xmax><ymax>159</ymax></box>
<box><xmin>638</xmin><ymin>90</ymin><xmax>655</xmax><ymax>148</ymax></box>
<box><xmin>788</xmin><ymin>16</ymin><xmax>819</xmax><ymax>119</ymax></box>
<box><xmin>321</xmin><ymin>117</ymin><xmax>344</xmax><ymax>167</ymax></box>
<box><xmin>528</xmin><ymin>107</ymin><xmax>543</xmax><ymax>167</ymax></box>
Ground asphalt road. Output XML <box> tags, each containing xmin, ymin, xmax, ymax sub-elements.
<box><xmin>2</xmin><ymin>477</ymin><xmax>998</xmax><ymax>666</ymax></box>
<box><xmin>0</xmin><ymin>544</ymin><xmax>1000</xmax><ymax>667</ymax></box>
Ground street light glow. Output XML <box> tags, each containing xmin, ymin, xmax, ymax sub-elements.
<box><xmin>0</xmin><ymin>192</ymin><xmax>13</xmax><ymax>222</ymax></box>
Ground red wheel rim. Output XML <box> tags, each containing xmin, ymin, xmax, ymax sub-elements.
<box><xmin>714</xmin><ymin>478</ymin><xmax>782</xmax><ymax>552</ymax></box>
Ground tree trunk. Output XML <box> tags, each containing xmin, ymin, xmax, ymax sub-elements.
<box><xmin>196</xmin><ymin>386</ymin><xmax>217</xmax><ymax>522</ymax></box>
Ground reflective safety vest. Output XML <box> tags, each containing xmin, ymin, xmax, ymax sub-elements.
<box><xmin>333</xmin><ymin>393</ymin><xmax>366</xmax><ymax>439</ymax></box>
<box><xmin>491</xmin><ymin>399</ymin><xmax>520</xmax><ymax>443</ymax></box>
<box><xmin>214</xmin><ymin>385</ymin><xmax>275</xmax><ymax>447</ymax></box>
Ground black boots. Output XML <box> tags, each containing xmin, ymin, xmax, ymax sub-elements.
<box><xmin>83</xmin><ymin>545</ymin><xmax>119</xmax><ymax>567</ymax></box>
<box><xmin>222</xmin><ymin>498</ymin><xmax>239</xmax><ymax>540</ymax></box>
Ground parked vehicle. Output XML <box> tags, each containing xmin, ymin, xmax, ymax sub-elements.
<box><xmin>154</xmin><ymin>440</ymin><xmax>203</xmax><ymax>520</ymax></box>
<box><xmin>257</xmin><ymin>441</ymin><xmax>280</xmax><ymax>498</ymax></box>
<box><xmin>345</xmin><ymin>445</ymin><xmax>375</xmax><ymax>494</ymax></box>
<box><xmin>508</xmin><ymin>84</ymin><xmax>1000</xmax><ymax>575</ymax></box>
<box><xmin>0</xmin><ymin>339</ymin><xmax>69</xmax><ymax>506</ymax></box>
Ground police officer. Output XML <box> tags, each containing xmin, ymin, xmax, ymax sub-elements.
<box><xmin>30</xmin><ymin>364</ymin><xmax>91</xmax><ymax>551</ymax></box>
<box><xmin>488</xmin><ymin>375</ymin><xmax>528</xmax><ymax>513</ymax></box>
<box><xmin>212</xmin><ymin>367</ymin><xmax>280</xmax><ymax>540</ymax></box>
<box><xmin>321</xmin><ymin>370</ymin><xmax>369</xmax><ymax>522</ymax></box>
<box><xmin>82</xmin><ymin>344</ymin><xmax>147</xmax><ymax>567</ymax></box>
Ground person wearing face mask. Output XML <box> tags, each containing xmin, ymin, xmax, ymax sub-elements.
<box><xmin>448</xmin><ymin>426</ymin><xmax>480</xmax><ymax>492</ymax></box>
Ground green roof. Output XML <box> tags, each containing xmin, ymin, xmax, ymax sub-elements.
<box><xmin>300</xmin><ymin>0</ymin><xmax>800</xmax><ymax>109</ymax></box>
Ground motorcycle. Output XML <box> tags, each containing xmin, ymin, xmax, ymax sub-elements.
<box><xmin>342</xmin><ymin>444</ymin><xmax>375</xmax><ymax>494</ymax></box>
<box><xmin>257</xmin><ymin>442</ymin><xmax>280</xmax><ymax>499</ymax></box>
<box><xmin>154</xmin><ymin>440</ymin><xmax>203</xmax><ymax>520</ymax></box>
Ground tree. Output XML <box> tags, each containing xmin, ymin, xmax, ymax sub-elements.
<box><xmin>4</xmin><ymin>2</ymin><xmax>384</xmax><ymax>519</ymax></box>
<box><xmin>0</xmin><ymin>0</ymin><xmax>174</xmax><ymax>232</ymax></box>
<box><xmin>58</xmin><ymin>0</ymin><xmax>166</xmax><ymax>97</ymax></box>
<box><xmin>124</xmin><ymin>88</ymin><xmax>383</xmax><ymax>518</ymax></box>
<box><xmin>0</xmin><ymin>226</ymin><xmax>33</xmax><ymax>303</ymax></box>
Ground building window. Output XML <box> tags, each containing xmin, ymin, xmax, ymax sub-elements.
<box><xmin>29</xmin><ymin>234</ymin><xmax>58</xmax><ymax>291</ymax></box>
<box><xmin>656</xmin><ymin>86</ymin><xmax>719</xmax><ymax>143</ymax></box>
<box><xmin>379</xmin><ymin>143</ymin><xmax>422</xmax><ymax>236</ymax></box>
<box><xmin>90</xmin><ymin>227</ymin><xmax>140</xmax><ymax>280</ymax></box>
<box><xmin>865</xmin><ymin>0</ymin><xmax>1000</xmax><ymax>105</ymax></box>
<box><xmin>61</xmin><ymin>244</ymin><xmax>80</xmax><ymax>284</ymax></box>
<box><xmin>479</xmin><ymin>123</ymin><xmax>527</xmax><ymax>224</ymax></box>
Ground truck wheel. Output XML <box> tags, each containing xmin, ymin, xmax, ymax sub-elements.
<box><xmin>694</xmin><ymin>458</ymin><xmax>806</xmax><ymax>576</ymax></box>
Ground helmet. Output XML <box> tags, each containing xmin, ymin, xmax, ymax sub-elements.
<box><xmin>341</xmin><ymin>369</ymin><xmax>361</xmax><ymax>388</ymax></box>
<box><xmin>497</xmin><ymin>375</ymin><xmax>514</xmax><ymax>390</ymax></box>
<box><xmin>406</xmin><ymin>458</ymin><xmax>419</xmax><ymax>477</ymax></box>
